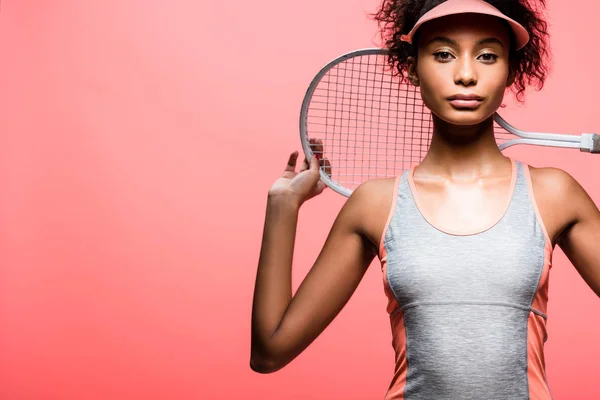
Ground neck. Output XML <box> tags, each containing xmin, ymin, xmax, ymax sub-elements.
<box><xmin>418</xmin><ymin>115</ymin><xmax>510</xmax><ymax>180</ymax></box>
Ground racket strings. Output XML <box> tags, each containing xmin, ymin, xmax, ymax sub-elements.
<box><xmin>305</xmin><ymin>53</ymin><xmax>518</xmax><ymax>191</ymax></box>
<box><xmin>306</xmin><ymin>53</ymin><xmax>431</xmax><ymax>190</ymax></box>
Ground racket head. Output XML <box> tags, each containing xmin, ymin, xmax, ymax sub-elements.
<box><xmin>299</xmin><ymin>48</ymin><xmax>431</xmax><ymax>197</ymax></box>
<box><xmin>299</xmin><ymin>48</ymin><xmax>519</xmax><ymax>197</ymax></box>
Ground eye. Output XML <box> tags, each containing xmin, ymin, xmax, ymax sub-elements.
<box><xmin>478</xmin><ymin>53</ymin><xmax>498</xmax><ymax>62</ymax></box>
<box><xmin>433</xmin><ymin>51</ymin><xmax>454</xmax><ymax>61</ymax></box>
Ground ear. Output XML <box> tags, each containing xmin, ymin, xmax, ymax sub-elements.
<box><xmin>406</xmin><ymin>56</ymin><xmax>420</xmax><ymax>87</ymax></box>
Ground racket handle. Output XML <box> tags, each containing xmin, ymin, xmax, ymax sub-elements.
<box><xmin>580</xmin><ymin>133</ymin><xmax>600</xmax><ymax>154</ymax></box>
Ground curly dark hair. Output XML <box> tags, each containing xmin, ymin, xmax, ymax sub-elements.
<box><xmin>372</xmin><ymin>0</ymin><xmax>551</xmax><ymax>102</ymax></box>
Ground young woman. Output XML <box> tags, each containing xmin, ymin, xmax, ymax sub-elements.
<box><xmin>250</xmin><ymin>0</ymin><xmax>600</xmax><ymax>398</ymax></box>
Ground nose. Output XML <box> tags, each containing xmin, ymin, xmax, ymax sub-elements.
<box><xmin>454</xmin><ymin>56</ymin><xmax>477</xmax><ymax>87</ymax></box>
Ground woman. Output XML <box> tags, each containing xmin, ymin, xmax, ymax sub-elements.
<box><xmin>250</xmin><ymin>0</ymin><xmax>600</xmax><ymax>398</ymax></box>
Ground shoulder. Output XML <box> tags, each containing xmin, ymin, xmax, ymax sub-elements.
<box><xmin>528</xmin><ymin>165</ymin><xmax>579</xmax><ymax>191</ymax></box>
<box><xmin>349</xmin><ymin>176</ymin><xmax>398</xmax><ymax>209</ymax></box>
<box><xmin>346</xmin><ymin>176</ymin><xmax>400</xmax><ymax>223</ymax></box>
<box><xmin>341</xmin><ymin>176</ymin><xmax>400</xmax><ymax>250</ymax></box>
<box><xmin>528</xmin><ymin>165</ymin><xmax>585</xmax><ymax>205</ymax></box>
<box><xmin>527</xmin><ymin>164</ymin><xmax>593</xmax><ymax>240</ymax></box>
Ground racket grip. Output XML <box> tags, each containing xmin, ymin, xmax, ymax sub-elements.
<box><xmin>580</xmin><ymin>133</ymin><xmax>600</xmax><ymax>154</ymax></box>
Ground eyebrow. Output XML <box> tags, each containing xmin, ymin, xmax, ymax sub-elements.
<box><xmin>477</xmin><ymin>37</ymin><xmax>505</xmax><ymax>48</ymax></box>
<box><xmin>426</xmin><ymin>36</ymin><xmax>505</xmax><ymax>48</ymax></box>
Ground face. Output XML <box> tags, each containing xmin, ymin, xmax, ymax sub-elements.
<box><xmin>407</xmin><ymin>13</ymin><xmax>514</xmax><ymax>127</ymax></box>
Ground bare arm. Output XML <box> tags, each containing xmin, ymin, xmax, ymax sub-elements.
<box><xmin>554</xmin><ymin>172</ymin><xmax>600</xmax><ymax>297</ymax></box>
<box><xmin>250</xmin><ymin>150</ymin><xmax>388</xmax><ymax>373</ymax></box>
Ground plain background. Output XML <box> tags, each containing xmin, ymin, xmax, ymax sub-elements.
<box><xmin>1</xmin><ymin>0</ymin><xmax>599</xmax><ymax>398</ymax></box>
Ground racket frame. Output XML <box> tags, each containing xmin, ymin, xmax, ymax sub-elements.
<box><xmin>299</xmin><ymin>48</ymin><xmax>599</xmax><ymax>197</ymax></box>
<box><xmin>299</xmin><ymin>48</ymin><xmax>386</xmax><ymax>197</ymax></box>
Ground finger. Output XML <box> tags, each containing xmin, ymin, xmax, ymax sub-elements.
<box><xmin>309</xmin><ymin>138</ymin><xmax>323</xmax><ymax>160</ymax></box>
<box><xmin>315</xmin><ymin>180</ymin><xmax>328</xmax><ymax>195</ymax></box>
<box><xmin>300</xmin><ymin>156</ymin><xmax>310</xmax><ymax>172</ymax></box>
<box><xmin>284</xmin><ymin>151</ymin><xmax>299</xmax><ymax>172</ymax></box>
<box><xmin>309</xmin><ymin>154</ymin><xmax>321</xmax><ymax>178</ymax></box>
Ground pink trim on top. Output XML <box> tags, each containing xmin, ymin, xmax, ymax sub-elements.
<box><xmin>526</xmin><ymin>312</ymin><xmax>552</xmax><ymax>400</ymax></box>
<box><xmin>379</xmin><ymin>175</ymin><xmax>402</xmax><ymax>259</ymax></box>
<box><xmin>531</xmin><ymin>238</ymin><xmax>552</xmax><ymax>314</ymax></box>
<box><xmin>524</xmin><ymin>163</ymin><xmax>553</xmax><ymax>399</ymax></box>
<box><xmin>384</xmin><ymin>310</ymin><xmax>408</xmax><ymax>400</ymax></box>
<box><xmin>407</xmin><ymin>158</ymin><xmax>517</xmax><ymax>236</ymax></box>
<box><xmin>379</xmin><ymin>175</ymin><xmax>402</xmax><ymax>316</ymax></box>
<box><xmin>522</xmin><ymin>164</ymin><xmax>552</xmax><ymax>245</ymax></box>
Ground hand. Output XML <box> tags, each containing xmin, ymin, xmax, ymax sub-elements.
<box><xmin>268</xmin><ymin>138</ymin><xmax>332</xmax><ymax>206</ymax></box>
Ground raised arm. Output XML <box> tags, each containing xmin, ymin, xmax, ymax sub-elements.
<box><xmin>250</xmin><ymin>148</ymin><xmax>390</xmax><ymax>373</ymax></box>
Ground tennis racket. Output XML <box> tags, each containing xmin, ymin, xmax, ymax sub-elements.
<box><xmin>299</xmin><ymin>48</ymin><xmax>600</xmax><ymax>197</ymax></box>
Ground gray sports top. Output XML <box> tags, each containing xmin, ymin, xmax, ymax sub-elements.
<box><xmin>378</xmin><ymin>159</ymin><xmax>553</xmax><ymax>399</ymax></box>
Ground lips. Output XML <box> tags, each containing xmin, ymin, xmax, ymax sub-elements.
<box><xmin>448</xmin><ymin>94</ymin><xmax>484</xmax><ymax>100</ymax></box>
<box><xmin>447</xmin><ymin>94</ymin><xmax>484</xmax><ymax>109</ymax></box>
